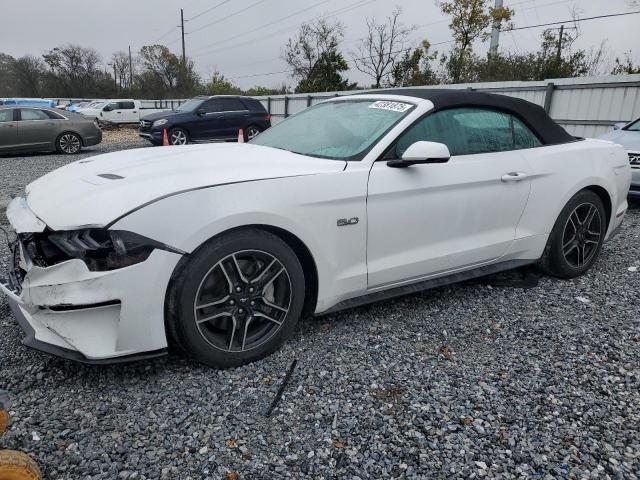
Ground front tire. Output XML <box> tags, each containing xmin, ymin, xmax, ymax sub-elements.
<box><xmin>169</xmin><ymin>128</ymin><xmax>189</xmax><ymax>146</ymax></box>
<box><xmin>166</xmin><ymin>229</ymin><xmax>305</xmax><ymax>368</ymax></box>
<box><xmin>56</xmin><ymin>132</ymin><xmax>82</xmax><ymax>154</ymax></box>
<box><xmin>540</xmin><ymin>190</ymin><xmax>607</xmax><ymax>279</ymax></box>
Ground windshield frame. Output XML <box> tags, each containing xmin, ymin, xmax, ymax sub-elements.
<box><xmin>175</xmin><ymin>98</ymin><xmax>206</xmax><ymax>113</ymax></box>
<box><xmin>250</xmin><ymin>98</ymin><xmax>417</xmax><ymax>162</ymax></box>
<box><xmin>624</xmin><ymin>118</ymin><xmax>640</xmax><ymax>131</ymax></box>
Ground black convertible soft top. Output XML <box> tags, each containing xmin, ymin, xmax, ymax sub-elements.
<box><xmin>357</xmin><ymin>88</ymin><xmax>574</xmax><ymax>145</ymax></box>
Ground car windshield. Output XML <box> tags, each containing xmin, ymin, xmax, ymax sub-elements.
<box><xmin>627</xmin><ymin>118</ymin><xmax>640</xmax><ymax>131</ymax></box>
<box><xmin>250</xmin><ymin>99</ymin><xmax>415</xmax><ymax>160</ymax></box>
<box><xmin>175</xmin><ymin>99</ymin><xmax>204</xmax><ymax>112</ymax></box>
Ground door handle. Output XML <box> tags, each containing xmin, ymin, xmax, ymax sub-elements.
<box><xmin>501</xmin><ymin>172</ymin><xmax>528</xmax><ymax>182</ymax></box>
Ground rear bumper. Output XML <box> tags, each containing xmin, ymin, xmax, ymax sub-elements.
<box><xmin>83</xmin><ymin>129</ymin><xmax>102</xmax><ymax>147</ymax></box>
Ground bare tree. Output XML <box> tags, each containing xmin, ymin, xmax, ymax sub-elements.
<box><xmin>42</xmin><ymin>44</ymin><xmax>102</xmax><ymax>96</ymax></box>
<box><xmin>352</xmin><ymin>8</ymin><xmax>415</xmax><ymax>88</ymax></box>
<box><xmin>111</xmin><ymin>51</ymin><xmax>132</xmax><ymax>89</ymax></box>
<box><xmin>13</xmin><ymin>55</ymin><xmax>46</xmax><ymax>97</ymax></box>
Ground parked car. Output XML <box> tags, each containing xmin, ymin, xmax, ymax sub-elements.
<box><xmin>599</xmin><ymin>117</ymin><xmax>640</xmax><ymax>197</ymax></box>
<box><xmin>1</xmin><ymin>98</ymin><xmax>57</xmax><ymax>108</ymax></box>
<box><xmin>67</xmin><ymin>101</ymin><xmax>92</xmax><ymax>113</ymax></box>
<box><xmin>0</xmin><ymin>89</ymin><xmax>630</xmax><ymax>368</ymax></box>
<box><xmin>139</xmin><ymin>95</ymin><xmax>271</xmax><ymax>145</ymax></box>
<box><xmin>0</xmin><ymin>105</ymin><xmax>102</xmax><ymax>154</ymax></box>
<box><xmin>80</xmin><ymin>99</ymin><xmax>168</xmax><ymax>124</ymax></box>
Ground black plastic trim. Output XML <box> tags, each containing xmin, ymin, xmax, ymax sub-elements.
<box><xmin>318</xmin><ymin>259</ymin><xmax>535</xmax><ymax>315</ymax></box>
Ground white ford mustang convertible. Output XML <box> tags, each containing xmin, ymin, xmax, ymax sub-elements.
<box><xmin>0</xmin><ymin>89</ymin><xmax>631</xmax><ymax>368</ymax></box>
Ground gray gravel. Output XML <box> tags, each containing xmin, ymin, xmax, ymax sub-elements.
<box><xmin>0</xmin><ymin>144</ymin><xmax>639</xmax><ymax>479</ymax></box>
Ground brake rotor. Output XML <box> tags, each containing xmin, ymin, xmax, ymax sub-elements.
<box><xmin>0</xmin><ymin>451</ymin><xmax>42</xmax><ymax>480</ymax></box>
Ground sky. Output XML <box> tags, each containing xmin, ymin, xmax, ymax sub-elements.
<box><xmin>1</xmin><ymin>0</ymin><xmax>638</xmax><ymax>90</ymax></box>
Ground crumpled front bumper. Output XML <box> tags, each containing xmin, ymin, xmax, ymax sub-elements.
<box><xmin>1</xmin><ymin>199</ymin><xmax>182</xmax><ymax>364</ymax></box>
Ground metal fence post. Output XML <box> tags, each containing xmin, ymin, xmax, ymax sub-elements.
<box><xmin>284</xmin><ymin>96</ymin><xmax>289</xmax><ymax>118</ymax></box>
<box><xmin>307</xmin><ymin>95</ymin><xmax>312</xmax><ymax>107</ymax></box>
<box><xmin>544</xmin><ymin>82</ymin><xmax>556</xmax><ymax>114</ymax></box>
<box><xmin>267</xmin><ymin>97</ymin><xmax>271</xmax><ymax>115</ymax></box>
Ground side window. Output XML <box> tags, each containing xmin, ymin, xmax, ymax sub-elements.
<box><xmin>119</xmin><ymin>101</ymin><xmax>135</xmax><ymax>109</ymax></box>
<box><xmin>20</xmin><ymin>109</ymin><xmax>49</xmax><ymax>121</ymax></box>
<box><xmin>105</xmin><ymin>102</ymin><xmax>118</xmax><ymax>111</ymax></box>
<box><xmin>201</xmin><ymin>100</ymin><xmax>221</xmax><ymax>113</ymax></box>
<box><xmin>513</xmin><ymin>117</ymin><xmax>542</xmax><ymax>149</ymax></box>
<box><xmin>0</xmin><ymin>110</ymin><xmax>14</xmax><ymax>122</ymax></box>
<box><xmin>393</xmin><ymin>108</ymin><xmax>540</xmax><ymax>158</ymax></box>
<box><xmin>44</xmin><ymin>110</ymin><xmax>66</xmax><ymax>120</ymax></box>
<box><xmin>219</xmin><ymin>99</ymin><xmax>246</xmax><ymax>112</ymax></box>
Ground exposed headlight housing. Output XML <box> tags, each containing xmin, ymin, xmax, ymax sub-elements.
<box><xmin>23</xmin><ymin>229</ymin><xmax>182</xmax><ymax>272</ymax></box>
<box><xmin>152</xmin><ymin>119</ymin><xmax>168</xmax><ymax>127</ymax></box>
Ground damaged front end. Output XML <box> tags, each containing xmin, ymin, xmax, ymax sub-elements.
<box><xmin>0</xmin><ymin>197</ymin><xmax>183</xmax><ymax>364</ymax></box>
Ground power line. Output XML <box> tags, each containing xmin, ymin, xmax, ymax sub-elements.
<box><xmin>502</xmin><ymin>10</ymin><xmax>640</xmax><ymax>31</ymax></box>
<box><xmin>187</xmin><ymin>0</ymin><xmax>234</xmax><ymax>22</ymax></box>
<box><xmin>189</xmin><ymin>0</ymin><xmax>335</xmax><ymax>55</ymax></box>
<box><xmin>188</xmin><ymin>0</ymin><xmax>270</xmax><ymax>36</ymax></box>
<box><xmin>191</xmin><ymin>0</ymin><xmax>380</xmax><ymax>59</ymax></box>
<box><xmin>227</xmin><ymin>40</ymin><xmax>455</xmax><ymax>80</ymax></box>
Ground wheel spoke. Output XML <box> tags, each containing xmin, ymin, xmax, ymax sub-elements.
<box><xmin>261</xmin><ymin>297</ymin><xmax>288</xmax><ymax>313</ymax></box>
<box><xmin>562</xmin><ymin>235</ymin><xmax>576</xmax><ymax>251</ymax></box>
<box><xmin>563</xmin><ymin>242</ymin><xmax>578</xmax><ymax>256</ymax></box>
<box><xmin>250</xmin><ymin>258</ymin><xmax>276</xmax><ymax>284</ymax></box>
<box><xmin>197</xmin><ymin>311</ymin><xmax>232</xmax><ymax>324</ymax></box>
<box><xmin>241</xmin><ymin>316</ymin><xmax>253</xmax><ymax>351</ymax></box>
<box><xmin>195</xmin><ymin>295</ymin><xmax>230</xmax><ymax>310</ymax></box>
<box><xmin>253</xmin><ymin>311</ymin><xmax>283</xmax><ymax>326</ymax></box>
<box><xmin>227</xmin><ymin>316</ymin><xmax>237</xmax><ymax>350</ymax></box>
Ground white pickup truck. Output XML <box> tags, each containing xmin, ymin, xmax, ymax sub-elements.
<box><xmin>80</xmin><ymin>100</ymin><xmax>168</xmax><ymax>124</ymax></box>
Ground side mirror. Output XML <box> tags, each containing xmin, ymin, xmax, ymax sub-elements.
<box><xmin>103</xmin><ymin>105</ymin><xmax>112</xmax><ymax>112</ymax></box>
<box><xmin>613</xmin><ymin>122</ymin><xmax>627</xmax><ymax>131</ymax></box>
<box><xmin>387</xmin><ymin>141</ymin><xmax>451</xmax><ymax>168</ymax></box>
<box><xmin>197</xmin><ymin>108</ymin><xmax>206</xmax><ymax>116</ymax></box>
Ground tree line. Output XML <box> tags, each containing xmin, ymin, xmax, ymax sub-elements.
<box><xmin>0</xmin><ymin>0</ymin><xmax>638</xmax><ymax>100</ymax></box>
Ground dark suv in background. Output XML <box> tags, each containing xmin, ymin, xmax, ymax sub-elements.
<box><xmin>139</xmin><ymin>96</ymin><xmax>271</xmax><ymax>146</ymax></box>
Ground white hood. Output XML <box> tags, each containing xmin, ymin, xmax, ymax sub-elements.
<box><xmin>26</xmin><ymin>143</ymin><xmax>345</xmax><ymax>230</ymax></box>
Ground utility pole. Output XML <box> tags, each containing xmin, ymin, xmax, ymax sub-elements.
<box><xmin>128</xmin><ymin>45</ymin><xmax>133</xmax><ymax>89</ymax></box>
<box><xmin>180</xmin><ymin>9</ymin><xmax>186</xmax><ymax>64</ymax></box>
<box><xmin>489</xmin><ymin>0</ymin><xmax>504</xmax><ymax>57</ymax></box>
<box><xmin>556</xmin><ymin>24</ymin><xmax>565</xmax><ymax>63</ymax></box>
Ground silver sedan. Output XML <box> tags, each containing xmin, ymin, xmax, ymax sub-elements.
<box><xmin>0</xmin><ymin>106</ymin><xmax>102</xmax><ymax>155</ymax></box>
<box><xmin>599</xmin><ymin>118</ymin><xmax>640</xmax><ymax>197</ymax></box>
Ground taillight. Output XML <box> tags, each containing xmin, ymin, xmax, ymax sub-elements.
<box><xmin>265</xmin><ymin>115</ymin><xmax>272</xmax><ymax>122</ymax></box>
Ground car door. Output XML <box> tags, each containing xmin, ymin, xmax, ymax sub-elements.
<box><xmin>366</xmin><ymin>107</ymin><xmax>533</xmax><ymax>289</ymax></box>
<box><xmin>190</xmin><ymin>99</ymin><xmax>225</xmax><ymax>141</ymax></box>
<box><xmin>17</xmin><ymin>108</ymin><xmax>56</xmax><ymax>149</ymax></box>
<box><xmin>118</xmin><ymin>101</ymin><xmax>138</xmax><ymax>123</ymax></box>
<box><xmin>0</xmin><ymin>109</ymin><xmax>18</xmax><ymax>151</ymax></box>
<box><xmin>219</xmin><ymin>98</ymin><xmax>249</xmax><ymax>139</ymax></box>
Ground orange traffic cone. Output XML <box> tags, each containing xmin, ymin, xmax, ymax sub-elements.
<box><xmin>237</xmin><ymin>128</ymin><xmax>245</xmax><ymax>143</ymax></box>
<box><xmin>162</xmin><ymin>129</ymin><xmax>169</xmax><ymax>146</ymax></box>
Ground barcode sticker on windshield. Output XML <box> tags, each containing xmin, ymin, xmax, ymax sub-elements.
<box><xmin>369</xmin><ymin>101</ymin><xmax>412</xmax><ymax>112</ymax></box>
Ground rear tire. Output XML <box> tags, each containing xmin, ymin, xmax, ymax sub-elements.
<box><xmin>55</xmin><ymin>132</ymin><xmax>82</xmax><ymax>154</ymax></box>
<box><xmin>245</xmin><ymin>125</ymin><xmax>262</xmax><ymax>142</ymax></box>
<box><xmin>540</xmin><ymin>190</ymin><xmax>607</xmax><ymax>279</ymax></box>
<box><xmin>166</xmin><ymin>229</ymin><xmax>305</xmax><ymax>368</ymax></box>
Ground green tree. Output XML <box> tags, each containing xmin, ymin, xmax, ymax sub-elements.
<box><xmin>438</xmin><ymin>0</ymin><xmax>513</xmax><ymax>83</ymax></box>
<box><xmin>283</xmin><ymin>18</ymin><xmax>355</xmax><ymax>93</ymax></box>
<box><xmin>203</xmin><ymin>72</ymin><xmax>242</xmax><ymax>95</ymax></box>
<box><xmin>611</xmin><ymin>52</ymin><xmax>640</xmax><ymax>74</ymax></box>
<box><xmin>391</xmin><ymin>40</ymin><xmax>442</xmax><ymax>87</ymax></box>
<box><xmin>137</xmin><ymin>45</ymin><xmax>200</xmax><ymax>97</ymax></box>
<box><xmin>244</xmin><ymin>85</ymin><xmax>289</xmax><ymax>96</ymax></box>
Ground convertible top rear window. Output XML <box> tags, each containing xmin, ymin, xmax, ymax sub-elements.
<box><xmin>251</xmin><ymin>99</ymin><xmax>415</xmax><ymax>161</ymax></box>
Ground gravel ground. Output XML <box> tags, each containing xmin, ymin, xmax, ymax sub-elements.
<box><xmin>0</xmin><ymin>144</ymin><xmax>639</xmax><ymax>479</ymax></box>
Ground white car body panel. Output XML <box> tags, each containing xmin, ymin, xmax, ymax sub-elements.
<box><xmin>0</xmin><ymin>94</ymin><xmax>631</xmax><ymax>361</ymax></box>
